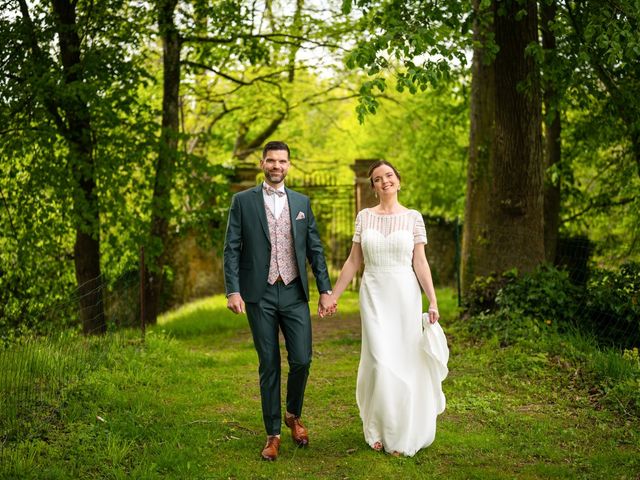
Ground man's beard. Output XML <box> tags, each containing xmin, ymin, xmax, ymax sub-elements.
<box><xmin>265</xmin><ymin>170</ymin><xmax>286</xmax><ymax>183</ymax></box>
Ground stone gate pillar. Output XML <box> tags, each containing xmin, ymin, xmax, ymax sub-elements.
<box><xmin>351</xmin><ymin>158</ymin><xmax>382</xmax><ymax>212</ymax></box>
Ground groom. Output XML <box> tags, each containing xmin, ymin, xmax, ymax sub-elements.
<box><xmin>223</xmin><ymin>141</ymin><xmax>335</xmax><ymax>461</ymax></box>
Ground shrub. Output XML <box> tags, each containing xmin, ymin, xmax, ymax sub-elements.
<box><xmin>464</xmin><ymin>269</ymin><xmax>518</xmax><ymax>316</ymax></box>
<box><xmin>496</xmin><ymin>264</ymin><xmax>582</xmax><ymax>327</ymax></box>
<box><xmin>465</xmin><ymin>264</ymin><xmax>581</xmax><ymax>336</ymax></box>
<box><xmin>555</xmin><ymin>234</ymin><xmax>593</xmax><ymax>286</ymax></box>
<box><xmin>583</xmin><ymin>262</ymin><xmax>640</xmax><ymax>349</ymax></box>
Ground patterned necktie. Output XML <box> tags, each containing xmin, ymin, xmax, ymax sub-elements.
<box><xmin>263</xmin><ymin>185</ymin><xmax>285</xmax><ymax>197</ymax></box>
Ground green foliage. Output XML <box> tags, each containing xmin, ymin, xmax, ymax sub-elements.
<box><xmin>463</xmin><ymin>260</ymin><xmax>640</xmax><ymax>419</ymax></box>
<box><xmin>464</xmin><ymin>269</ymin><xmax>519</xmax><ymax>316</ymax></box>
<box><xmin>496</xmin><ymin>265</ymin><xmax>582</xmax><ymax>326</ymax></box>
<box><xmin>465</xmin><ymin>263</ymin><xmax>639</xmax><ymax>349</ymax></box>
<box><xmin>342</xmin><ymin>0</ymin><xmax>471</xmax><ymax>123</ymax></box>
<box><xmin>465</xmin><ymin>265</ymin><xmax>582</xmax><ymax>347</ymax></box>
<box><xmin>545</xmin><ymin>1</ymin><xmax>640</xmax><ymax>264</ymax></box>
<box><xmin>2</xmin><ymin>0</ymin><xmax>639</xmax><ymax>337</ymax></box>
<box><xmin>583</xmin><ymin>262</ymin><xmax>640</xmax><ymax>349</ymax></box>
<box><xmin>0</xmin><ymin>0</ymin><xmax>156</xmax><ymax>333</ymax></box>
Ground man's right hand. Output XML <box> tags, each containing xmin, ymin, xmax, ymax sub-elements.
<box><xmin>227</xmin><ymin>293</ymin><xmax>246</xmax><ymax>314</ymax></box>
<box><xmin>318</xmin><ymin>293</ymin><xmax>337</xmax><ymax>318</ymax></box>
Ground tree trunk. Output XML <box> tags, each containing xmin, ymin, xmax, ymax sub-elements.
<box><xmin>490</xmin><ymin>0</ymin><xmax>544</xmax><ymax>272</ymax></box>
<box><xmin>541</xmin><ymin>0</ymin><xmax>562</xmax><ymax>263</ymax></box>
<box><xmin>461</xmin><ymin>0</ymin><xmax>495</xmax><ymax>293</ymax></box>
<box><xmin>52</xmin><ymin>0</ymin><xmax>105</xmax><ymax>334</ymax></box>
<box><xmin>461</xmin><ymin>0</ymin><xmax>545</xmax><ymax>294</ymax></box>
<box><xmin>144</xmin><ymin>0</ymin><xmax>181</xmax><ymax>325</ymax></box>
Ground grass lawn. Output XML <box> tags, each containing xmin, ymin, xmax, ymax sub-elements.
<box><xmin>2</xmin><ymin>288</ymin><xmax>639</xmax><ymax>479</ymax></box>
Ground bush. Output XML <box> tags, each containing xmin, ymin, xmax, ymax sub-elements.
<box><xmin>555</xmin><ymin>234</ymin><xmax>593</xmax><ymax>286</ymax></box>
<box><xmin>465</xmin><ymin>263</ymin><xmax>639</xmax><ymax>348</ymax></box>
<box><xmin>464</xmin><ymin>269</ymin><xmax>518</xmax><ymax>316</ymax></box>
<box><xmin>583</xmin><ymin>262</ymin><xmax>640</xmax><ymax>349</ymax></box>
<box><xmin>496</xmin><ymin>264</ymin><xmax>582</xmax><ymax>327</ymax></box>
<box><xmin>465</xmin><ymin>264</ymin><xmax>581</xmax><ymax>340</ymax></box>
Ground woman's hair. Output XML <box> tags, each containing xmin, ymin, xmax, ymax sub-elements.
<box><xmin>367</xmin><ymin>160</ymin><xmax>402</xmax><ymax>188</ymax></box>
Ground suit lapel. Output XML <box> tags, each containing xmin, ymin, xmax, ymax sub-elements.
<box><xmin>286</xmin><ymin>187</ymin><xmax>298</xmax><ymax>242</ymax></box>
<box><xmin>252</xmin><ymin>185</ymin><xmax>270</xmax><ymax>242</ymax></box>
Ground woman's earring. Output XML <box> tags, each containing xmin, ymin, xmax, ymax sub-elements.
<box><xmin>398</xmin><ymin>185</ymin><xmax>401</xmax><ymax>191</ymax></box>
<box><xmin>373</xmin><ymin>191</ymin><xmax>378</xmax><ymax>198</ymax></box>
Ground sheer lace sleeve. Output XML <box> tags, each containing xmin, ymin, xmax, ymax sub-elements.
<box><xmin>352</xmin><ymin>210</ymin><xmax>363</xmax><ymax>243</ymax></box>
<box><xmin>413</xmin><ymin>211</ymin><xmax>427</xmax><ymax>244</ymax></box>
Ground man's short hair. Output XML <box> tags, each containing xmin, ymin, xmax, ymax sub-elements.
<box><xmin>262</xmin><ymin>141</ymin><xmax>290</xmax><ymax>160</ymax></box>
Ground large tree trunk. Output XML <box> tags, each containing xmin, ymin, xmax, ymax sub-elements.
<box><xmin>490</xmin><ymin>0</ymin><xmax>544</xmax><ymax>272</ymax></box>
<box><xmin>52</xmin><ymin>0</ymin><xmax>105</xmax><ymax>334</ymax></box>
<box><xmin>541</xmin><ymin>0</ymin><xmax>562</xmax><ymax>263</ymax></box>
<box><xmin>461</xmin><ymin>0</ymin><xmax>545</xmax><ymax>294</ymax></box>
<box><xmin>461</xmin><ymin>0</ymin><xmax>495</xmax><ymax>293</ymax></box>
<box><xmin>144</xmin><ymin>0</ymin><xmax>181</xmax><ymax>325</ymax></box>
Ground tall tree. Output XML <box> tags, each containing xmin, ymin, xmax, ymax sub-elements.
<box><xmin>460</xmin><ymin>0</ymin><xmax>496</xmax><ymax>292</ymax></box>
<box><xmin>142</xmin><ymin>0</ymin><xmax>181</xmax><ymax>326</ymax></box>
<box><xmin>541</xmin><ymin>0</ymin><xmax>562</xmax><ymax>262</ymax></box>
<box><xmin>486</xmin><ymin>0</ymin><xmax>544</xmax><ymax>275</ymax></box>
<box><xmin>462</xmin><ymin>0</ymin><xmax>545</xmax><ymax>290</ymax></box>
<box><xmin>14</xmin><ymin>0</ymin><xmax>105</xmax><ymax>333</ymax></box>
<box><xmin>1</xmin><ymin>0</ymin><xmax>151</xmax><ymax>334</ymax></box>
<box><xmin>529</xmin><ymin>0</ymin><xmax>640</xmax><ymax>265</ymax></box>
<box><xmin>51</xmin><ymin>0</ymin><xmax>106</xmax><ymax>334</ymax></box>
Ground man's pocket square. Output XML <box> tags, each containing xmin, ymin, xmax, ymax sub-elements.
<box><xmin>295</xmin><ymin>211</ymin><xmax>306</xmax><ymax>220</ymax></box>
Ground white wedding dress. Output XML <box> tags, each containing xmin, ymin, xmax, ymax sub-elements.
<box><xmin>353</xmin><ymin>208</ymin><xmax>448</xmax><ymax>457</ymax></box>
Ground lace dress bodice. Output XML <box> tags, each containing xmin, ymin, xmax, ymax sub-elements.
<box><xmin>352</xmin><ymin>209</ymin><xmax>427</xmax><ymax>271</ymax></box>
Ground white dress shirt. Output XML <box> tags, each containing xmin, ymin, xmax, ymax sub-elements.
<box><xmin>262</xmin><ymin>182</ymin><xmax>287</xmax><ymax>219</ymax></box>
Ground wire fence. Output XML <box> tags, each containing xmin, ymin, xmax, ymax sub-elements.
<box><xmin>0</xmin><ymin>269</ymin><xmax>142</xmax><ymax>462</ymax></box>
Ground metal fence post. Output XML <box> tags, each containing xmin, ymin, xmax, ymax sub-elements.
<box><xmin>140</xmin><ymin>246</ymin><xmax>145</xmax><ymax>339</ymax></box>
<box><xmin>455</xmin><ymin>217</ymin><xmax>462</xmax><ymax>307</ymax></box>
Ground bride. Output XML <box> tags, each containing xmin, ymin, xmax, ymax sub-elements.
<box><xmin>328</xmin><ymin>160</ymin><xmax>448</xmax><ymax>456</ymax></box>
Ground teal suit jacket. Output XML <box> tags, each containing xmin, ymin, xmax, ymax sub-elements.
<box><xmin>223</xmin><ymin>184</ymin><xmax>332</xmax><ymax>303</ymax></box>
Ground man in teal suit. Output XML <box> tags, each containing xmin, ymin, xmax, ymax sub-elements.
<box><xmin>224</xmin><ymin>141</ymin><xmax>335</xmax><ymax>461</ymax></box>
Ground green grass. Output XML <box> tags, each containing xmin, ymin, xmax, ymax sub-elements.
<box><xmin>1</xmin><ymin>288</ymin><xmax>639</xmax><ymax>479</ymax></box>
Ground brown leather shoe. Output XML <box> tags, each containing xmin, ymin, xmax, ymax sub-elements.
<box><xmin>284</xmin><ymin>413</ymin><xmax>309</xmax><ymax>447</ymax></box>
<box><xmin>261</xmin><ymin>435</ymin><xmax>280</xmax><ymax>461</ymax></box>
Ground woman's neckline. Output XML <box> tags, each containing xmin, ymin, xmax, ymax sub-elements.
<box><xmin>366</xmin><ymin>207</ymin><xmax>412</xmax><ymax>217</ymax></box>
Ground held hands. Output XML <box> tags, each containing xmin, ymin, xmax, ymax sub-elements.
<box><xmin>318</xmin><ymin>293</ymin><xmax>337</xmax><ymax>318</ymax></box>
<box><xmin>227</xmin><ymin>293</ymin><xmax>246</xmax><ymax>314</ymax></box>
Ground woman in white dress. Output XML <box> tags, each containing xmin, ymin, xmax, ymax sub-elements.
<box><xmin>329</xmin><ymin>160</ymin><xmax>447</xmax><ymax>457</ymax></box>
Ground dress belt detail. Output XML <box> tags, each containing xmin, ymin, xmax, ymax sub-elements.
<box><xmin>364</xmin><ymin>266</ymin><xmax>414</xmax><ymax>273</ymax></box>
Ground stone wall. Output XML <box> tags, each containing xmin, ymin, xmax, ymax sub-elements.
<box><xmin>166</xmin><ymin>231</ymin><xmax>225</xmax><ymax>308</ymax></box>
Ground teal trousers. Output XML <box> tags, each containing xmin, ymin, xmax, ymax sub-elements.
<box><xmin>245</xmin><ymin>277</ymin><xmax>312</xmax><ymax>435</ymax></box>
